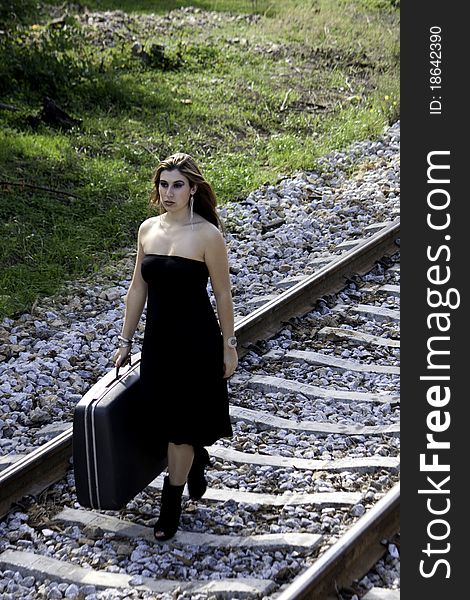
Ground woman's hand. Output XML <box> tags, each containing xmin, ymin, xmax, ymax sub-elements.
<box><xmin>223</xmin><ymin>347</ymin><xmax>238</xmax><ymax>379</ymax></box>
<box><xmin>113</xmin><ymin>345</ymin><xmax>132</xmax><ymax>369</ymax></box>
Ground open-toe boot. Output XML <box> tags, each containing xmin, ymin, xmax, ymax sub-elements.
<box><xmin>187</xmin><ymin>446</ymin><xmax>210</xmax><ymax>500</ymax></box>
<box><xmin>153</xmin><ymin>476</ymin><xmax>185</xmax><ymax>541</ymax></box>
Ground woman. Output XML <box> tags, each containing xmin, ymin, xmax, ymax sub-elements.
<box><xmin>113</xmin><ymin>152</ymin><xmax>238</xmax><ymax>541</ymax></box>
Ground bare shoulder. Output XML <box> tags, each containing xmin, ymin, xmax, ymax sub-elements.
<box><xmin>139</xmin><ymin>216</ymin><xmax>159</xmax><ymax>235</ymax></box>
<box><xmin>200</xmin><ymin>221</ymin><xmax>224</xmax><ymax>246</ymax></box>
<box><xmin>139</xmin><ymin>217</ymin><xmax>163</xmax><ymax>247</ymax></box>
<box><xmin>201</xmin><ymin>223</ymin><xmax>228</xmax><ymax>267</ymax></box>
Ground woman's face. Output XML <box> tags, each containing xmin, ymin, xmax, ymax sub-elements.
<box><xmin>158</xmin><ymin>169</ymin><xmax>196</xmax><ymax>212</ymax></box>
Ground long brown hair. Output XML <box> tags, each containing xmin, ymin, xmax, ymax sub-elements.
<box><xmin>149</xmin><ymin>152</ymin><xmax>224</xmax><ymax>231</ymax></box>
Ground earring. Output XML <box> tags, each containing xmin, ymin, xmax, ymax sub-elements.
<box><xmin>189</xmin><ymin>193</ymin><xmax>194</xmax><ymax>230</ymax></box>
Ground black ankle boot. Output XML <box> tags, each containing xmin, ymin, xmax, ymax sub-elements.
<box><xmin>187</xmin><ymin>446</ymin><xmax>210</xmax><ymax>500</ymax></box>
<box><xmin>153</xmin><ymin>476</ymin><xmax>185</xmax><ymax>541</ymax></box>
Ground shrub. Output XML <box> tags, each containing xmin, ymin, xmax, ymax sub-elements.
<box><xmin>0</xmin><ymin>0</ymin><xmax>38</xmax><ymax>28</ymax></box>
<box><xmin>0</xmin><ymin>17</ymin><xmax>92</xmax><ymax>101</ymax></box>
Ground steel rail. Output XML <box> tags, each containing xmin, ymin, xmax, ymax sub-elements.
<box><xmin>0</xmin><ymin>220</ymin><xmax>400</xmax><ymax>518</ymax></box>
<box><xmin>0</xmin><ymin>430</ymin><xmax>72</xmax><ymax>517</ymax></box>
<box><xmin>275</xmin><ymin>484</ymin><xmax>400</xmax><ymax>600</ymax></box>
<box><xmin>235</xmin><ymin>218</ymin><xmax>400</xmax><ymax>348</ymax></box>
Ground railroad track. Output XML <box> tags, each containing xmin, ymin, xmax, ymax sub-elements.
<box><xmin>0</xmin><ymin>220</ymin><xmax>400</xmax><ymax>599</ymax></box>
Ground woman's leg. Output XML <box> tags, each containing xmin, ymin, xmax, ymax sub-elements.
<box><xmin>154</xmin><ymin>443</ymin><xmax>195</xmax><ymax>541</ymax></box>
<box><xmin>167</xmin><ymin>442</ymin><xmax>194</xmax><ymax>485</ymax></box>
<box><xmin>187</xmin><ymin>446</ymin><xmax>210</xmax><ymax>500</ymax></box>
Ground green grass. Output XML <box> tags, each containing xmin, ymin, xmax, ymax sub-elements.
<box><xmin>36</xmin><ymin>0</ymin><xmax>274</xmax><ymax>15</ymax></box>
<box><xmin>0</xmin><ymin>0</ymin><xmax>399</xmax><ymax>318</ymax></box>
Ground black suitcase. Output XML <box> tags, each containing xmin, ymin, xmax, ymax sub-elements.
<box><xmin>72</xmin><ymin>353</ymin><xmax>167</xmax><ymax>510</ymax></box>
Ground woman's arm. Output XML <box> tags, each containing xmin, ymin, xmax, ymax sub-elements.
<box><xmin>114</xmin><ymin>223</ymin><xmax>148</xmax><ymax>367</ymax></box>
<box><xmin>204</xmin><ymin>229</ymin><xmax>238</xmax><ymax>378</ymax></box>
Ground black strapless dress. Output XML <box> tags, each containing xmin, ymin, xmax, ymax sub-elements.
<box><xmin>140</xmin><ymin>254</ymin><xmax>233</xmax><ymax>446</ymax></box>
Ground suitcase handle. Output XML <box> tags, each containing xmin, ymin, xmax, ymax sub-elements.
<box><xmin>113</xmin><ymin>353</ymin><xmax>132</xmax><ymax>383</ymax></box>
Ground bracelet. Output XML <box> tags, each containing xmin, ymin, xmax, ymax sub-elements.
<box><xmin>118</xmin><ymin>335</ymin><xmax>133</xmax><ymax>345</ymax></box>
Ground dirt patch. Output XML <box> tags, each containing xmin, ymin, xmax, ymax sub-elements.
<box><xmin>40</xmin><ymin>4</ymin><xmax>261</xmax><ymax>48</ymax></box>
